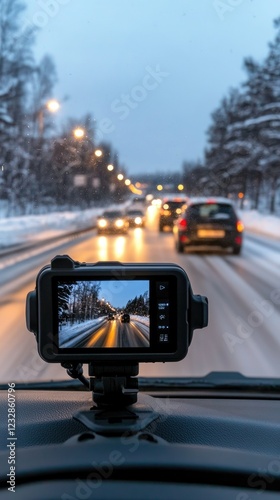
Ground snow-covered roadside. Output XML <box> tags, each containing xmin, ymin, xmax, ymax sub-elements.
<box><xmin>59</xmin><ymin>317</ymin><xmax>107</xmax><ymax>348</ymax></box>
<box><xmin>131</xmin><ymin>315</ymin><xmax>150</xmax><ymax>327</ymax></box>
<box><xmin>239</xmin><ymin>210</ymin><xmax>280</xmax><ymax>239</ymax></box>
<box><xmin>0</xmin><ymin>208</ymin><xmax>102</xmax><ymax>248</ymax></box>
<box><xmin>0</xmin><ymin>202</ymin><xmax>131</xmax><ymax>248</ymax></box>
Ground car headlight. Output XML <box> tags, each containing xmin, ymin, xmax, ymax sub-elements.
<box><xmin>115</xmin><ymin>219</ymin><xmax>124</xmax><ymax>228</ymax></box>
<box><xmin>98</xmin><ymin>219</ymin><xmax>107</xmax><ymax>228</ymax></box>
<box><xmin>134</xmin><ymin>217</ymin><xmax>142</xmax><ymax>225</ymax></box>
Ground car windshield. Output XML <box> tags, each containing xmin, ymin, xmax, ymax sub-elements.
<box><xmin>1</xmin><ymin>0</ymin><xmax>280</xmax><ymax>385</ymax></box>
<box><xmin>102</xmin><ymin>211</ymin><xmax>123</xmax><ymax>218</ymax></box>
<box><xmin>127</xmin><ymin>210</ymin><xmax>143</xmax><ymax>215</ymax></box>
<box><xmin>188</xmin><ymin>204</ymin><xmax>235</xmax><ymax>220</ymax></box>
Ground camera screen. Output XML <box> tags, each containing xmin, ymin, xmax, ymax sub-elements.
<box><xmin>57</xmin><ymin>280</ymin><xmax>150</xmax><ymax>348</ymax></box>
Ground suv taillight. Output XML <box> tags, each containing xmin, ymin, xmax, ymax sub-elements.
<box><xmin>179</xmin><ymin>218</ymin><xmax>187</xmax><ymax>229</ymax></box>
<box><xmin>236</xmin><ymin>220</ymin><xmax>244</xmax><ymax>232</ymax></box>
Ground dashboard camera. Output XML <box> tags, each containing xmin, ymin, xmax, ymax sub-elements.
<box><xmin>26</xmin><ymin>255</ymin><xmax>208</xmax><ymax>408</ymax></box>
<box><xmin>26</xmin><ymin>255</ymin><xmax>208</xmax><ymax>363</ymax></box>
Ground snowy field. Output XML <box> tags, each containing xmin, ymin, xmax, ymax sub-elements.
<box><xmin>0</xmin><ymin>206</ymin><xmax>279</xmax><ymax>249</ymax></box>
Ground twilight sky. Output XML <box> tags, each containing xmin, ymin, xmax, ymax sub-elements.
<box><xmin>98</xmin><ymin>280</ymin><xmax>149</xmax><ymax>309</ymax></box>
<box><xmin>24</xmin><ymin>0</ymin><xmax>280</xmax><ymax>175</ymax></box>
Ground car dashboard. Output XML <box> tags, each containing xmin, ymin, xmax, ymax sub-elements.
<box><xmin>1</xmin><ymin>386</ymin><xmax>280</xmax><ymax>499</ymax></box>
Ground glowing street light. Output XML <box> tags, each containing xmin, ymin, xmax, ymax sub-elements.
<box><xmin>95</xmin><ymin>149</ymin><xmax>103</xmax><ymax>157</ymax></box>
<box><xmin>117</xmin><ymin>173</ymin><xmax>124</xmax><ymax>181</ymax></box>
<box><xmin>125</xmin><ymin>179</ymin><xmax>131</xmax><ymax>186</ymax></box>
<box><xmin>107</xmin><ymin>164</ymin><xmax>114</xmax><ymax>171</ymax></box>
<box><xmin>73</xmin><ymin>127</ymin><xmax>85</xmax><ymax>139</ymax></box>
<box><xmin>38</xmin><ymin>98</ymin><xmax>60</xmax><ymax>136</ymax></box>
<box><xmin>178</xmin><ymin>184</ymin><xmax>184</xmax><ymax>191</ymax></box>
<box><xmin>46</xmin><ymin>99</ymin><xmax>60</xmax><ymax>113</ymax></box>
<box><xmin>157</xmin><ymin>184</ymin><xmax>163</xmax><ymax>191</ymax></box>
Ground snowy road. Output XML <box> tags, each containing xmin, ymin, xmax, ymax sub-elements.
<box><xmin>0</xmin><ymin>213</ymin><xmax>280</xmax><ymax>382</ymax></box>
<box><xmin>61</xmin><ymin>318</ymin><xmax>150</xmax><ymax>348</ymax></box>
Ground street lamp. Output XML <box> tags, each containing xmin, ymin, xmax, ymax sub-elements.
<box><xmin>107</xmin><ymin>164</ymin><xmax>114</xmax><ymax>171</ymax></box>
<box><xmin>95</xmin><ymin>149</ymin><xmax>103</xmax><ymax>157</ymax></box>
<box><xmin>117</xmin><ymin>173</ymin><xmax>124</xmax><ymax>181</ymax></box>
<box><xmin>46</xmin><ymin>99</ymin><xmax>60</xmax><ymax>113</ymax></box>
<box><xmin>73</xmin><ymin>127</ymin><xmax>85</xmax><ymax>139</ymax></box>
<box><xmin>125</xmin><ymin>179</ymin><xmax>131</xmax><ymax>186</ymax></box>
<box><xmin>38</xmin><ymin>98</ymin><xmax>60</xmax><ymax>136</ymax></box>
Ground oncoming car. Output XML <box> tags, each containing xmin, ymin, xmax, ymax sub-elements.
<box><xmin>173</xmin><ymin>197</ymin><xmax>244</xmax><ymax>254</ymax></box>
<box><xmin>158</xmin><ymin>198</ymin><xmax>187</xmax><ymax>231</ymax></box>
<box><xmin>126</xmin><ymin>209</ymin><xmax>146</xmax><ymax>227</ymax></box>
<box><xmin>96</xmin><ymin>210</ymin><xmax>129</xmax><ymax>235</ymax></box>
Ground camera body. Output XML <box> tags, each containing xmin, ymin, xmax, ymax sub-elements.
<box><xmin>26</xmin><ymin>255</ymin><xmax>208</xmax><ymax>364</ymax></box>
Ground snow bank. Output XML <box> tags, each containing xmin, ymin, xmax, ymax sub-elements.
<box><xmin>239</xmin><ymin>210</ymin><xmax>280</xmax><ymax>239</ymax></box>
<box><xmin>0</xmin><ymin>208</ymin><xmax>104</xmax><ymax>248</ymax></box>
<box><xmin>59</xmin><ymin>317</ymin><xmax>106</xmax><ymax>347</ymax></box>
<box><xmin>130</xmin><ymin>315</ymin><xmax>150</xmax><ymax>327</ymax></box>
<box><xmin>0</xmin><ymin>202</ymin><xmax>133</xmax><ymax>248</ymax></box>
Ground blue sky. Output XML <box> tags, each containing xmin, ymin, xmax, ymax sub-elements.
<box><xmin>24</xmin><ymin>0</ymin><xmax>280</xmax><ymax>174</ymax></box>
<box><xmin>98</xmin><ymin>280</ymin><xmax>149</xmax><ymax>308</ymax></box>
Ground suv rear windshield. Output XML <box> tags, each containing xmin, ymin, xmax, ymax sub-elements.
<box><xmin>162</xmin><ymin>201</ymin><xmax>186</xmax><ymax>211</ymax></box>
<box><xmin>187</xmin><ymin>203</ymin><xmax>236</xmax><ymax>221</ymax></box>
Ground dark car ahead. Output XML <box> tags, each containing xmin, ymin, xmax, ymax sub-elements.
<box><xmin>158</xmin><ymin>198</ymin><xmax>187</xmax><ymax>231</ymax></box>
<box><xmin>96</xmin><ymin>210</ymin><xmax>129</xmax><ymax>235</ymax></box>
<box><xmin>173</xmin><ymin>197</ymin><xmax>244</xmax><ymax>254</ymax></box>
<box><xmin>121</xmin><ymin>313</ymin><xmax>130</xmax><ymax>323</ymax></box>
<box><xmin>126</xmin><ymin>209</ymin><xmax>146</xmax><ymax>228</ymax></box>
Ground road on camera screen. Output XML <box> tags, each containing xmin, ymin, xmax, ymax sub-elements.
<box><xmin>59</xmin><ymin>316</ymin><xmax>149</xmax><ymax>348</ymax></box>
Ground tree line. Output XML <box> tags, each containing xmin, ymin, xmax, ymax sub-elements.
<box><xmin>182</xmin><ymin>18</ymin><xmax>280</xmax><ymax>214</ymax></box>
<box><xmin>124</xmin><ymin>291</ymin><xmax>149</xmax><ymax>316</ymax></box>
<box><xmin>0</xmin><ymin>0</ymin><xmax>128</xmax><ymax>216</ymax></box>
<box><xmin>58</xmin><ymin>282</ymin><xmax>149</xmax><ymax>327</ymax></box>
